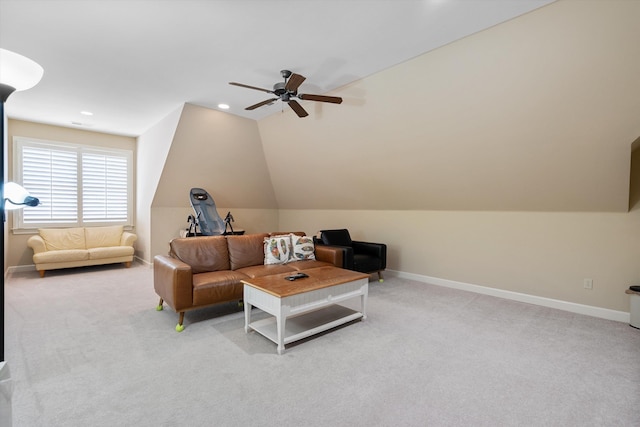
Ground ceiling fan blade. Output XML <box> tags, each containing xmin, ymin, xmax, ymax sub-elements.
<box><xmin>288</xmin><ymin>100</ymin><xmax>308</xmax><ymax>118</ymax></box>
<box><xmin>229</xmin><ymin>82</ymin><xmax>273</xmax><ymax>93</ymax></box>
<box><xmin>245</xmin><ymin>98</ymin><xmax>278</xmax><ymax>110</ymax></box>
<box><xmin>298</xmin><ymin>94</ymin><xmax>343</xmax><ymax>104</ymax></box>
<box><xmin>285</xmin><ymin>73</ymin><xmax>306</xmax><ymax>92</ymax></box>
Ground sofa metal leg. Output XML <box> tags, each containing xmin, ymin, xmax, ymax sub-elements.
<box><xmin>156</xmin><ymin>298</ymin><xmax>164</xmax><ymax>311</ymax></box>
<box><xmin>377</xmin><ymin>271</ymin><xmax>384</xmax><ymax>282</ymax></box>
<box><xmin>176</xmin><ymin>312</ymin><xmax>185</xmax><ymax>332</ymax></box>
<box><xmin>38</xmin><ymin>270</ymin><xmax>45</xmax><ymax>278</ymax></box>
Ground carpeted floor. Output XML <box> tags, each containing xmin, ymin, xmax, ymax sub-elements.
<box><xmin>5</xmin><ymin>263</ymin><xmax>640</xmax><ymax>426</ymax></box>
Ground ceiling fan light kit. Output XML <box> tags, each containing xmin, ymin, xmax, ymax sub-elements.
<box><xmin>229</xmin><ymin>69</ymin><xmax>342</xmax><ymax>118</ymax></box>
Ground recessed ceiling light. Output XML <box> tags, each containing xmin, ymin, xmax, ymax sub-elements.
<box><xmin>218</xmin><ymin>104</ymin><xmax>230</xmax><ymax>110</ymax></box>
<box><xmin>80</xmin><ymin>111</ymin><xmax>93</xmax><ymax>116</ymax></box>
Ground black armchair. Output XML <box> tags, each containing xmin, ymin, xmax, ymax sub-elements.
<box><xmin>314</xmin><ymin>229</ymin><xmax>387</xmax><ymax>282</ymax></box>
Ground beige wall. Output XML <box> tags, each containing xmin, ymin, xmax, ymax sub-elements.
<box><xmin>6</xmin><ymin>119</ymin><xmax>136</xmax><ymax>268</ymax></box>
<box><xmin>278</xmin><ymin>209</ymin><xmax>640</xmax><ymax>312</ymax></box>
<box><xmin>146</xmin><ymin>103</ymin><xmax>278</xmax><ymax>260</ymax></box>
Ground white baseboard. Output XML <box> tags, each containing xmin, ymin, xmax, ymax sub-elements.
<box><xmin>135</xmin><ymin>256</ymin><xmax>152</xmax><ymax>268</ymax></box>
<box><xmin>386</xmin><ymin>269</ymin><xmax>631</xmax><ymax>324</ymax></box>
<box><xmin>7</xmin><ymin>257</ymin><xmax>151</xmax><ymax>276</ymax></box>
<box><xmin>7</xmin><ymin>264</ymin><xmax>35</xmax><ymax>275</ymax></box>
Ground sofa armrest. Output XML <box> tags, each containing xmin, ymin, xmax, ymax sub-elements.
<box><xmin>352</xmin><ymin>241</ymin><xmax>387</xmax><ymax>270</ymax></box>
<box><xmin>314</xmin><ymin>245</ymin><xmax>345</xmax><ymax>268</ymax></box>
<box><xmin>27</xmin><ymin>235</ymin><xmax>47</xmax><ymax>254</ymax></box>
<box><xmin>314</xmin><ymin>244</ymin><xmax>354</xmax><ymax>269</ymax></box>
<box><xmin>121</xmin><ymin>231</ymin><xmax>137</xmax><ymax>247</ymax></box>
<box><xmin>153</xmin><ymin>255</ymin><xmax>193</xmax><ymax>311</ymax></box>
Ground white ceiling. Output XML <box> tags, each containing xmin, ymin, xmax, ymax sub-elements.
<box><xmin>0</xmin><ymin>0</ymin><xmax>555</xmax><ymax>137</ymax></box>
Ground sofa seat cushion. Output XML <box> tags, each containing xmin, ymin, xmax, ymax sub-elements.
<box><xmin>286</xmin><ymin>259</ymin><xmax>333</xmax><ymax>271</ymax></box>
<box><xmin>33</xmin><ymin>249</ymin><xmax>89</xmax><ymax>264</ymax></box>
<box><xmin>192</xmin><ymin>270</ymin><xmax>249</xmax><ymax>306</ymax></box>
<box><xmin>88</xmin><ymin>246</ymin><xmax>134</xmax><ymax>259</ymax></box>
<box><xmin>39</xmin><ymin>227</ymin><xmax>86</xmax><ymax>251</ymax></box>
<box><xmin>85</xmin><ymin>225</ymin><xmax>123</xmax><ymax>248</ymax></box>
<box><xmin>236</xmin><ymin>264</ymin><xmax>296</xmax><ymax>279</ymax></box>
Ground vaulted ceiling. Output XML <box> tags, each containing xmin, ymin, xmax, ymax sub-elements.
<box><xmin>1</xmin><ymin>0</ymin><xmax>554</xmax><ymax>136</ymax></box>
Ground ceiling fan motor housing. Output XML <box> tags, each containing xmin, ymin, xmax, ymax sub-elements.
<box><xmin>273</xmin><ymin>81</ymin><xmax>287</xmax><ymax>96</ymax></box>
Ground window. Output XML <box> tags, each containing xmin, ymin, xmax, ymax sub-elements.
<box><xmin>13</xmin><ymin>137</ymin><xmax>133</xmax><ymax>229</ymax></box>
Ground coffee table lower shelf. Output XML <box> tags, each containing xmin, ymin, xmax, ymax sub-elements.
<box><xmin>247</xmin><ymin>305</ymin><xmax>363</xmax><ymax>350</ymax></box>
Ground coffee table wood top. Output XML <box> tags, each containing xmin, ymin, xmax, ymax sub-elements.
<box><xmin>241</xmin><ymin>266</ymin><xmax>369</xmax><ymax>298</ymax></box>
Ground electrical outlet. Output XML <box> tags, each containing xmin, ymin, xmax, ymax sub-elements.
<box><xmin>584</xmin><ymin>278</ymin><xmax>593</xmax><ymax>290</ymax></box>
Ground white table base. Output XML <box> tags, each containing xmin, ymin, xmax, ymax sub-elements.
<box><xmin>244</xmin><ymin>277</ymin><xmax>368</xmax><ymax>354</ymax></box>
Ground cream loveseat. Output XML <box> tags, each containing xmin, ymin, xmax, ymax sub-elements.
<box><xmin>27</xmin><ymin>225</ymin><xmax>137</xmax><ymax>277</ymax></box>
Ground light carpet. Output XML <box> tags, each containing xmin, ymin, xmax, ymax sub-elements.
<box><xmin>5</xmin><ymin>263</ymin><xmax>640</xmax><ymax>426</ymax></box>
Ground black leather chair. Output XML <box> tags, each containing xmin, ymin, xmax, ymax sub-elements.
<box><xmin>314</xmin><ymin>229</ymin><xmax>387</xmax><ymax>281</ymax></box>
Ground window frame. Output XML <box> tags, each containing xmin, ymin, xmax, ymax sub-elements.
<box><xmin>12</xmin><ymin>136</ymin><xmax>134</xmax><ymax>231</ymax></box>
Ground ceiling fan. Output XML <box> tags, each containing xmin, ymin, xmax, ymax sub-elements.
<box><xmin>229</xmin><ymin>70</ymin><xmax>342</xmax><ymax>118</ymax></box>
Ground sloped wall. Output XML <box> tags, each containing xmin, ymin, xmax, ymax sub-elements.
<box><xmin>259</xmin><ymin>0</ymin><xmax>640</xmax><ymax>212</ymax></box>
<box><xmin>136</xmin><ymin>105</ymin><xmax>183</xmax><ymax>262</ymax></box>
<box><xmin>147</xmin><ymin>103</ymin><xmax>278</xmax><ymax>260</ymax></box>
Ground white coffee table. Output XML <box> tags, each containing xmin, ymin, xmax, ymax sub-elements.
<box><xmin>242</xmin><ymin>266</ymin><xmax>369</xmax><ymax>355</ymax></box>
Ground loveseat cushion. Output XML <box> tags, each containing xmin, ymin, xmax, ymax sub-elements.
<box><xmin>227</xmin><ymin>233</ymin><xmax>269</xmax><ymax>270</ymax></box>
<box><xmin>170</xmin><ymin>236</ymin><xmax>230</xmax><ymax>274</ymax></box>
<box><xmin>39</xmin><ymin>227</ymin><xmax>86</xmax><ymax>251</ymax></box>
<box><xmin>85</xmin><ymin>225</ymin><xmax>123</xmax><ymax>248</ymax></box>
<box><xmin>33</xmin><ymin>249</ymin><xmax>89</xmax><ymax>264</ymax></box>
<box><xmin>88</xmin><ymin>246</ymin><xmax>134</xmax><ymax>259</ymax></box>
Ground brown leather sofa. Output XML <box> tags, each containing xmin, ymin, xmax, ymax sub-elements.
<box><xmin>153</xmin><ymin>232</ymin><xmax>344</xmax><ymax>331</ymax></box>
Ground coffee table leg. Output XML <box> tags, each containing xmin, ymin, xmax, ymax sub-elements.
<box><xmin>361</xmin><ymin>292</ymin><xmax>368</xmax><ymax>320</ymax></box>
<box><xmin>277</xmin><ymin>306</ymin><xmax>287</xmax><ymax>355</ymax></box>
<box><xmin>244</xmin><ymin>301</ymin><xmax>252</xmax><ymax>333</ymax></box>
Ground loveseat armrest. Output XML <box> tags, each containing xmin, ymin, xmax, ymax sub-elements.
<box><xmin>121</xmin><ymin>231</ymin><xmax>137</xmax><ymax>247</ymax></box>
<box><xmin>27</xmin><ymin>235</ymin><xmax>47</xmax><ymax>254</ymax></box>
<box><xmin>153</xmin><ymin>255</ymin><xmax>193</xmax><ymax>311</ymax></box>
<box><xmin>314</xmin><ymin>245</ymin><xmax>345</xmax><ymax>268</ymax></box>
<box><xmin>352</xmin><ymin>241</ymin><xmax>387</xmax><ymax>270</ymax></box>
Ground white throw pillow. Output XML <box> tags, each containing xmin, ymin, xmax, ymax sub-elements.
<box><xmin>263</xmin><ymin>235</ymin><xmax>293</xmax><ymax>265</ymax></box>
<box><xmin>290</xmin><ymin>234</ymin><xmax>316</xmax><ymax>261</ymax></box>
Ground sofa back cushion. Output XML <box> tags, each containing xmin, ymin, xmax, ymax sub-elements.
<box><xmin>85</xmin><ymin>225</ymin><xmax>123</xmax><ymax>248</ymax></box>
<box><xmin>39</xmin><ymin>227</ymin><xmax>86</xmax><ymax>251</ymax></box>
<box><xmin>227</xmin><ymin>233</ymin><xmax>269</xmax><ymax>270</ymax></box>
<box><xmin>170</xmin><ymin>236</ymin><xmax>230</xmax><ymax>274</ymax></box>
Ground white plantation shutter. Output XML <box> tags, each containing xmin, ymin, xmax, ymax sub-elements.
<box><xmin>22</xmin><ymin>145</ymin><xmax>78</xmax><ymax>223</ymax></box>
<box><xmin>14</xmin><ymin>137</ymin><xmax>132</xmax><ymax>228</ymax></box>
<box><xmin>82</xmin><ymin>152</ymin><xmax>129</xmax><ymax>222</ymax></box>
